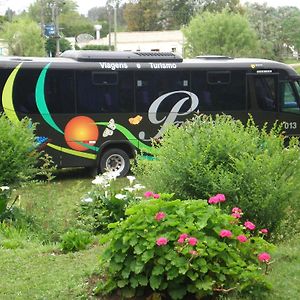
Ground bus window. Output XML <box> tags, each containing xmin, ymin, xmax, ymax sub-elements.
<box><xmin>45</xmin><ymin>69</ymin><xmax>75</xmax><ymax>113</ymax></box>
<box><xmin>118</xmin><ymin>71</ymin><xmax>134</xmax><ymax>112</ymax></box>
<box><xmin>13</xmin><ymin>68</ymin><xmax>40</xmax><ymax>114</ymax></box>
<box><xmin>253</xmin><ymin>76</ymin><xmax>277</xmax><ymax>111</ymax></box>
<box><xmin>280</xmin><ymin>80</ymin><xmax>300</xmax><ymax>114</ymax></box>
<box><xmin>191</xmin><ymin>70</ymin><xmax>246</xmax><ymax>111</ymax></box>
<box><xmin>135</xmin><ymin>71</ymin><xmax>190</xmax><ymax>113</ymax></box>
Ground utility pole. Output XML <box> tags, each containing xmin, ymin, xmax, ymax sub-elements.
<box><xmin>52</xmin><ymin>1</ymin><xmax>60</xmax><ymax>56</ymax></box>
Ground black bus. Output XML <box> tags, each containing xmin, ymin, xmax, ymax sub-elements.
<box><xmin>0</xmin><ymin>50</ymin><xmax>299</xmax><ymax>176</ymax></box>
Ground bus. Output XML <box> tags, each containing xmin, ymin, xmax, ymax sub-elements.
<box><xmin>0</xmin><ymin>50</ymin><xmax>299</xmax><ymax>176</ymax></box>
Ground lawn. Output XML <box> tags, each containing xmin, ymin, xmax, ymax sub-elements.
<box><xmin>0</xmin><ymin>169</ymin><xmax>299</xmax><ymax>299</ymax></box>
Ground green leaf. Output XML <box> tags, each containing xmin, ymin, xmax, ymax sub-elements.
<box><xmin>150</xmin><ymin>275</ymin><xmax>162</xmax><ymax>290</ymax></box>
<box><xmin>130</xmin><ymin>276</ymin><xmax>139</xmax><ymax>288</ymax></box>
<box><xmin>117</xmin><ymin>279</ymin><xmax>128</xmax><ymax>288</ymax></box>
<box><xmin>121</xmin><ymin>287</ymin><xmax>136</xmax><ymax>298</ymax></box>
<box><xmin>141</xmin><ymin>249</ymin><xmax>155</xmax><ymax>263</ymax></box>
<box><xmin>167</xmin><ymin>266</ymin><xmax>179</xmax><ymax>280</ymax></box>
<box><xmin>136</xmin><ymin>274</ymin><xmax>148</xmax><ymax>286</ymax></box>
<box><xmin>152</xmin><ymin>265</ymin><xmax>165</xmax><ymax>276</ymax></box>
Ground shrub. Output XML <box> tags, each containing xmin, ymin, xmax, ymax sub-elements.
<box><xmin>60</xmin><ymin>228</ymin><xmax>93</xmax><ymax>252</ymax></box>
<box><xmin>0</xmin><ymin>113</ymin><xmax>39</xmax><ymax>186</ymax></box>
<box><xmin>134</xmin><ymin>114</ymin><xmax>300</xmax><ymax>235</ymax></box>
<box><xmin>96</xmin><ymin>198</ymin><xmax>273</xmax><ymax>299</ymax></box>
<box><xmin>77</xmin><ymin>172</ymin><xmax>145</xmax><ymax>233</ymax></box>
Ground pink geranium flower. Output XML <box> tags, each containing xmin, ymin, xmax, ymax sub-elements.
<box><xmin>178</xmin><ymin>233</ymin><xmax>189</xmax><ymax>244</ymax></box>
<box><xmin>232</xmin><ymin>207</ymin><xmax>243</xmax><ymax>214</ymax></box>
<box><xmin>155</xmin><ymin>212</ymin><xmax>166</xmax><ymax>221</ymax></box>
<box><xmin>188</xmin><ymin>237</ymin><xmax>198</xmax><ymax>246</ymax></box>
<box><xmin>258</xmin><ymin>252</ymin><xmax>271</xmax><ymax>262</ymax></box>
<box><xmin>244</xmin><ymin>221</ymin><xmax>256</xmax><ymax>231</ymax></box>
<box><xmin>215</xmin><ymin>193</ymin><xmax>226</xmax><ymax>202</ymax></box>
<box><xmin>231</xmin><ymin>212</ymin><xmax>241</xmax><ymax>219</ymax></box>
<box><xmin>219</xmin><ymin>229</ymin><xmax>233</xmax><ymax>238</ymax></box>
<box><xmin>153</xmin><ymin>193</ymin><xmax>160</xmax><ymax>199</ymax></box>
<box><xmin>156</xmin><ymin>237</ymin><xmax>168</xmax><ymax>246</ymax></box>
<box><xmin>260</xmin><ymin>228</ymin><xmax>268</xmax><ymax>234</ymax></box>
<box><xmin>208</xmin><ymin>196</ymin><xmax>219</xmax><ymax>204</ymax></box>
<box><xmin>189</xmin><ymin>250</ymin><xmax>198</xmax><ymax>256</ymax></box>
<box><xmin>237</xmin><ymin>235</ymin><xmax>248</xmax><ymax>243</ymax></box>
<box><xmin>144</xmin><ymin>191</ymin><xmax>153</xmax><ymax>198</ymax></box>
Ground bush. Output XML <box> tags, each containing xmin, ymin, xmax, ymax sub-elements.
<box><xmin>134</xmin><ymin>114</ymin><xmax>300</xmax><ymax>236</ymax></box>
<box><xmin>96</xmin><ymin>198</ymin><xmax>273</xmax><ymax>299</ymax></box>
<box><xmin>60</xmin><ymin>228</ymin><xmax>93</xmax><ymax>252</ymax></box>
<box><xmin>0</xmin><ymin>113</ymin><xmax>39</xmax><ymax>186</ymax></box>
<box><xmin>77</xmin><ymin>172</ymin><xmax>145</xmax><ymax>233</ymax></box>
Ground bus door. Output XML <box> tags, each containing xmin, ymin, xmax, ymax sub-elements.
<box><xmin>278</xmin><ymin>78</ymin><xmax>300</xmax><ymax>137</ymax></box>
<box><xmin>247</xmin><ymin>73</ymin><xmax>279</xmax><ymax>128</ymax></box>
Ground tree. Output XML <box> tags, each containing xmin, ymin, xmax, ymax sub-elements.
<box><xmin>198</xmin><ymin>0</ymin><xmax>244</xmax><ymax>14</ymax></box>
<box><xmin>183</xmin><ymin>11</ymin><xmax>259</xmax><ymax>58</ymax></box>
<box><xmin>45</xmin><ymin>37</ymin><xmax>71</xmax><ymax>56</ymax></box>
<box><xmin>245</xmin><ymin>3</ymin><xmax>282</xmax><ymax>60</ymax></box>
<box><xmin>123</xmin><ymin>0</ymin><xmax>163</xmax><ymax>31</ymax></box>
<box><xmin>278</xmin><ymin>6</ymin><xmax>300</xmax><ymax>56</ymax></box>
<box><xmin>160</xmin><ymin>0</ymin><xmax>196</xmax><ymax>29</ymax></box>
<box><xmin>1</xmin><ymin>17</ymin><xmax>45</xmax><ymax>56</ymax></box>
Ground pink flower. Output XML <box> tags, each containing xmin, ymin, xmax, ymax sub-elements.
<box><xmin>153</xmin><ymin>193</ymin><xmax>160</xmax><ymax>199</ymax></box>
<box><xmin>188</xmin><ymin>237</ymin><xmax>198</xmax><ymax>246</ymax></box>
<box><xmin>244</xmin><ymin>221</ymin><xmax>256</xmax><ymax>231</ymax></box>
<box><xmin>231</xmin><ymin>212</ymin><xmax>241</xmax><ymax>219</ymax></box>
<box><xmin>258</xmin><ymin>252</ymin><xmax>271</xmax><ymax>262</ymax></box>
<box><xmin>237</xmin><ymin>235</ymin><xmax>248</xmax><ymax>243</ymax></box>
<box><xmin>219</xmin><ymin>229</ymin><xmax>233</xmax><ymax>238</ymax></box>
<box><xmin>156</xmin><ymin>237</ymin><xmax>168</xmax><ymax>246</ymax></box>
<box><xmin>155</xmin><ymin>212</ymin><xmax>166</xmax><ymax>221</ymax></box>
<box><xmin>232</xmin><ymin>207</ymin><xmax>243</xmax><ymax>214</ymax></box>
<box><xmin>144</xmin><ymin>191</ymin><xmax>153</xmax><ymax>198</ymax></box>
<box><xmin>208</xmin><ymin>196</ymin><xmax>219</xmax><ymax>204</ymax></box>
<box><xmin>189</xmin><ymin>250</ymin><xmax>198</xmax><ymax>256</ymax></box>
<box><xmin>215</xmin><ymin>193</ymin><xmax>226</xmax><ymax>202</ymax></box>
<box><xmin>177</xmin><ymin>233</ymin><xmax>189</xmax><ymax>244</ymax></box>
<box><xmin>260</xmin><ymin>228</ymin><xmax>268</xmax><ymax>234</ymax></box>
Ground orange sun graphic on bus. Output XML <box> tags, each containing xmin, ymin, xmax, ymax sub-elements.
<box><xmin>64</xmin><ymin>116</ymin><xmax>99</xmax><ymax>151</ymax></box>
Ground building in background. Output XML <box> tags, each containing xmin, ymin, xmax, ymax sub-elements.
<box><xmin>76</xmin><ymin>30</ymin><xmax>184</xmax><ymax>56</ymax></box>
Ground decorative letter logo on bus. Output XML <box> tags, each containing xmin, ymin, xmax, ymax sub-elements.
<box><xmin>139</xmin><ymin>91</ymin><xmax>199</xmax><ymax>141</ymax></box>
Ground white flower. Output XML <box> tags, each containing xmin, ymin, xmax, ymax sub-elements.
<box><xmin>133</xmin><ymin>184</ymin><xmax>145</xmax><ymax>191</ymax></box>
<box><xmin>92</xmin><ymin>175</ymin><xmax>109</xmax><ymax>186</ymax></box>
<box><xmin>0</xmin><ymin>186</ymin><xmax>9</xmax><ymax>191</ymax></box>
<box><xmin>104</xmin><ymin>171</ymin><xmax>120</xmax><ymax>181</ymax></box>
<box><xmin>127</xmin><ymin>176</ymin><xmax>136</xmax><ymax>185</ymax></box>
<box><xmin>81</xmin><ymin>197</ymin><xmax>93</xmax><ymax>203</ymax></box>
<box><xmin>115</xmin><ymin>194</ymin><xmax>127</xmax><ymax>200</ymax></box>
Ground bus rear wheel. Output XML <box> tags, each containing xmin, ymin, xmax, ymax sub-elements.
<box><xmin>99</xmin><ymin>148</ymin><xmax>130</xmax><ymax>177</ymax></box>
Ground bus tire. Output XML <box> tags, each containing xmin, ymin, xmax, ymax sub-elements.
<box><xmin>99</xmin><ymin>148</ymin><xmax>130</xmax><ymax>177</ymax></box>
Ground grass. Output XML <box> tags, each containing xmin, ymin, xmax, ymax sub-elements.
<box><xmin>0</xmin><ymin>169</ymin><xmax>299</xmax><ymax>299</ymax></box>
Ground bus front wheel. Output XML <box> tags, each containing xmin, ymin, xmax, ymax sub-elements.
<box><xmin>99</xmin><ymin>148</ymin><xmax>130</xmax><ymax>177</ymax></box>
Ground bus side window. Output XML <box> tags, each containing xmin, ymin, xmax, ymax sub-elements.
<box><xmin>254</xmin><ymin>77</ymin><xmax>276</xmax><ymax>111</ymax></box>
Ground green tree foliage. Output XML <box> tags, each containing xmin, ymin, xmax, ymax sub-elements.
<box><xmin>59</xmin><ymin>12</ymin><xmax>94</xmax><ymax>37</ymax></box>
<box><xmin>198</xmin><ymin>0</ymin><xmax>244</xmax><ymax>14</ymax></box>
<box><xmin>45</xmin><ymin>37</ymin><xmax>71</xmax><ymax>56</ymax></box>
<box><xmin>160</xmin><ymin>0</ymin><xmax>196</xmax><ymax>29</ymax></box>
<box><xmin>123</xmin><ymin>0</ymin><xmax>163</xmax><ymax>31</ymax></box>
<box><xmin>279</xmin><ymin>6</ymin><xmax>300</xmax><ymax>54</ymax></box>
<box><xmin>0</xmin><ymin>114</ymin><xmax>39</xmax><ymax>186</ymax></box>
<box><xmin>245</xmin><ymin>3</ymin><xmax>283</xmax><ymax>60</ymax></box>
<box><xmin>28</xmin><ymin>0</ymin><xmax>78</xmax><ymax>24</ymax></box>
<box><xmin>183</xmin><ymin>10</ymin><xmax>258</xmax><ymax>57</ymax></box>
<box><xmin>1</xmin><ymin>17</ymin><xmax>45</xmax><ymax>56</ymax></box>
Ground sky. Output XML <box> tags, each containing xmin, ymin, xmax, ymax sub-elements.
<box><xmin>0</xmin><ymin>0</ymin><xmax>300</xmax><ymax>16</ymax></box>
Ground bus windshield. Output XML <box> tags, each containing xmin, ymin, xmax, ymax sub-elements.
<box><xmin>280</xmin><ymin>79</ymin><xmax>300</xmax><ymax>114</ymax></box>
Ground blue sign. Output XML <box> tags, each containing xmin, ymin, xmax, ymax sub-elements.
<box><xmin>44</xmin><ymin>24</ymin><xmax>56</xmax><ymax>37</ymax></box>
